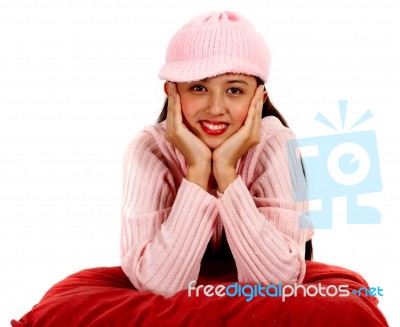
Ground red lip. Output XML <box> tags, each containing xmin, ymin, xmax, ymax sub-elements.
<box><xmin>200</xmin><ymin>120</ymin><xmax>229</xmax><ymax>136</ymax></box>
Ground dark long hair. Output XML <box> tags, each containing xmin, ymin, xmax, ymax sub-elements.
<box><xmin>156</xmin><ymin>78</ymin><xmax>313</xmax><ymax>260</ymax></box>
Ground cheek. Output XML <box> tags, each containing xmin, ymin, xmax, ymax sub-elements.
<box><xmin>181</xmin><ymin>94</ymin><xmax>199</xmax><ymax>121</ymax></box>
<box><xmin>179</xmin><ymin>97</ymin><xmax>197</xmax><ymax>121</ymax></box>
<box><xmin>180</xmin><ymin>105</ymin><xmax>193</xmax><ymax>123</ymax></box>
<box><xmin>232</xmin><ymin>105</ymin><xmax>250</xmax><ymax>125</ymax></box>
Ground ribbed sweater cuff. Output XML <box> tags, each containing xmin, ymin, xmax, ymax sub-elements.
<box><xmin>162</xmin><ymin>178</ymin><xmax>218</xmax><ymax>250</ymax></box>
<box><xmin>218</xmin><ymin>176</ymin><xmax>260</xmax><ymax>225</ymax></box>
<box><xmin>158</xmin><ymin>178</ymin><xmax>218</xmax><ymax>288</ymax></box>
<box><xmin>217</xmin><ymin>176</ymin><xmax>305</xmax><ymax>284</ymax></box>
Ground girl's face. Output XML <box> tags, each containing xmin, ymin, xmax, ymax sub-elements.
<box><xmin>169</xmin><ymin>74</ymin><xmax>262</xmax><ymax>150</ymax></box>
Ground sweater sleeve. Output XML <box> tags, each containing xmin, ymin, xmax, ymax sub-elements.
<box><xmin>217</xmin><ymin>128</ymin><xmax>313</xmax><ymax>285</ymax></box>
<box><xmin>120</xmin><ymin>130</ymin><xmax>218</xmax><ymax>297</ymax></box>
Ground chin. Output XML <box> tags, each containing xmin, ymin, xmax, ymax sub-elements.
<box><xmin>204</xmin><ymin>140</ymin><xmax>223</xmax><ymax>150</ymax></box>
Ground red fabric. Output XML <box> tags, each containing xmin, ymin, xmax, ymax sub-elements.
<box><xmin>11</xmin><ymin>261</ymin><xmax>388</xmax><ymax>327</ymax></box>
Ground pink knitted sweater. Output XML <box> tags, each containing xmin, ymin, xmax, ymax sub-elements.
<box><xmin>120</xmin><ymin>116</ymin><xmax>314</xmax><ymax>297</ymax></box>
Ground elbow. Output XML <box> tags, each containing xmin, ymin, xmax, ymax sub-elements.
<box><xmin>136</xmin><ymin>279</ymin><xmax>184</xmax><ymax>298</ymax></box>
<box><xmin>279</xmin><ymin>268</ymin><xmax>303</xmax><ymax>285</ymax></box>
<box><xmin>261</xmin><ymin>248</ymin><xmax>306</xmax><ymax>286</ymax></box>
<box><xmin>121</xmin><ymin>259</ymin><xmax>188</xmax><ymax>298</ymax></box>
<box><xmin>276</xmin><ymin>250</ymin><xmax>306</xmax><ymax>285</ymax></box>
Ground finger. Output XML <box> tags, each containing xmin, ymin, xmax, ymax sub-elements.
<box><xmin>166</xmin><ymin>83</ymin><xmax>175</xmax><ymax>129</ymax></box>
<box><xmin>248</xmin><ymin>86</ymin><xmax>260</xmax><ymax>112</ymax></box>
<box><xmin>256</xmin><ymin>85</ymin><xmax>264</xmax><ymax>118</ymax></box>
<box><xmin>254</xmin><ymin>86</ymin><xmax>263</xmax><ymax>140</ymax></box>
<box><xmin>167</xmin><ymin>83</ymin><xmax>183</xmax><ymax>127</ymax></box>
<box><xmin>244</xmin><ymin>86</ymin><xmax>263</xmax><ymax>126</ymax></box>
<box><xmin>254</xmin><ymin>85</ymin><xmax>263</xmax><ymax>114</ymax></box>
<box><xmin>252</xmin><ymin>85</ymin><xmax>263</xmax><ymax>117</ymax></box>
<box><xmin>253</xmin><ymin>86</ymin><xmax>264</xmax><ymax>114</ymax></box>
<box><xmin>242</xmin><ymin>86</ymin><xmax>262</xmax><ymax>143</ymax></box>
<box><xmin>173</xmin><ymin>89</ymin><xmax>183</xmax><ymax>128</ymax></box>
<box><xmin>167</xmin><ymin>82</ymin><xmax>178</xmax><ymax>113</ymax></box>
<box><xmin>166</xmin><ymin>86</ymin><xmax>180</xmax><ymax>137</ymax></box>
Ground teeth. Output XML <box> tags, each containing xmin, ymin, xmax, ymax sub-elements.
<box><xmin>202</xmin><ymin>122</ymin><xmax>228</xmax><ymax>130</ymax></box>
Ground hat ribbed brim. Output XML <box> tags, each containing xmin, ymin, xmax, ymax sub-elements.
<box><xmin>159</xmin><ymin>56</ymin><xmax>269</xmax><ymax>83</ymax></box>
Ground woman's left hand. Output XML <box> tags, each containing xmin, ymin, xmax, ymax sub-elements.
<box><xmin>213</xmin><ymin>85</ymin><xmax>265</xmax><ymax>192</ymax></box>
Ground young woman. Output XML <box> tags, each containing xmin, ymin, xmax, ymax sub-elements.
<box><xmin>120</xmin><ymin>10</ymin><xmax>314</xmax><ymax>297</ymax></box>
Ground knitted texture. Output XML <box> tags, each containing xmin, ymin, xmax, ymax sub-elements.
<box><xmin>121</xmin><ymin>117</ymin><xmax>314</xmax><ymax>297</ymax></box>
<box><xmin>159</xmin><ymin>11</ymin><xmax>271</xmax><ymax>83</ymax></box>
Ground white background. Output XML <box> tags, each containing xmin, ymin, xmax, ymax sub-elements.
<box><xmin>1</xmin><ymin>0</ymin><xmax>399</xmax><ymax>326</ymax></box>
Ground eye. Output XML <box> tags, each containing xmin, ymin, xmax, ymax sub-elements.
<box><xmin>227</xmin><ymin>87</ymin><xmax>243</xmax><ymax>94</ymax></box>
<box><xmin>191</xmin><ymin>85</ymin><xmax>207</xmax><ymax>92</ymax></box>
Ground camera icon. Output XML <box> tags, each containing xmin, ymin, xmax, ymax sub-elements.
<box><xmin>287</xmin><ymin>102</ymin><xmax>382</xmax><ymax>229</ymax></box>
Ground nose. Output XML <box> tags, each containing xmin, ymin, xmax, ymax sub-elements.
<box><xmin>206</xmin><ymin>93</ymin><xmax>227</xmax><ymax>116</ymax></box>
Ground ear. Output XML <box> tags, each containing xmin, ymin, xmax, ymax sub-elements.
<box><xmin>262</xmin><ymin>89</ymin><xmax>268</xmax><ymax>103</ymax></box>
<box><xmin>163</xmin><ymin>82</ymin><xmax>170</xmax><ymax>96</ymax></box>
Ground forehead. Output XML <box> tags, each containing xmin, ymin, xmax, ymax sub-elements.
<box><xmin>200</xmin><ymin>73</ymin><xmax>256</xmax><ymax>84</ymax></box>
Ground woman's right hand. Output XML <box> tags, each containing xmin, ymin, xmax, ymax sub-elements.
<box><xmin>165</xmin><ymin>82</ymin><xmax>212</xmax><ymax>190</ymax></box>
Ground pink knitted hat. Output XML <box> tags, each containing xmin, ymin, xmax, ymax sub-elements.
<box><xmin>159</xmin><ymin>11</ymin><xmax>271</xmax><ymax>83</ymax></box>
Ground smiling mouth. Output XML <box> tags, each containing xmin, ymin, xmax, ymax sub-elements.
<box><xmin>200</xmin><ymin>121</ymin><xmax>229</xmax><ymax>135</ymax></box>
